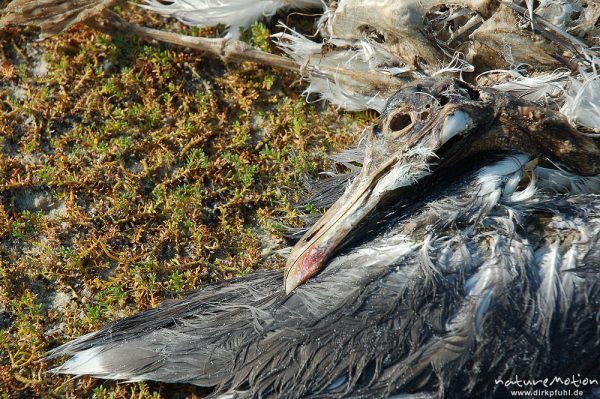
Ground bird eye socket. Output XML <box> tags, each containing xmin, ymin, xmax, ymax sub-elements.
<box><xmin>389</xmin><ymin>113</ymin><xmax>413</xmax><ymax>132</ymax></box>
<box><xmin>384</xmin><ymin>107</ymin><xmax>417</xmax><ymax>137</ymax></box>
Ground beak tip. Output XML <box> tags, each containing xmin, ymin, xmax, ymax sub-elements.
<box><xmin>284</xmin><ymin>269</ymin><xmax>302</xmax><ymax>295</ymax></box>
<box><xmin>284</xmin><ymin>245</ymin><xmax>328</xmax><ymax>294</ymax></box>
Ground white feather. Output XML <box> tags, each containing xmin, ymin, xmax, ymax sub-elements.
<box><xmin>273</xmin><ymin>26</ymin><xmax>406</xmax><ymax>111</ymax></box>
<box><xmin>535</xmin><ymin>242</ymin><xmax>561</xmax><ymax>338</ymax></box>
<box><xmin>476</xmin><ymin>154</ymin><xmax>530</xmax><ymax>205</ymax></box>
<box><xmin>304</xmin><ymin>77</ymin><xmax>388</xmax><ymax>112</ymax></box>
<box><xmin>419</xmin><ymin>234</ymin><xmax>442</xmax><ymax>278</ymax></box>
<box><xmin>492</xmin><ymin>70</ymin><xmax>570</xmax><ymax>105</ymax></box>
<box><xmin>372</xmin><ymin>144</ymin><xmax>435</xmax><ymax>196</ymax></box>
<box><xmin>561</xmin><ymin>67</ymin><xmax>600</xmax><ymax>132</ymax></box>
<box><xmin>508</xmin><ymin>172</ymin><xmax>537</xmax><ymax>203</ymax></box>
<box><xmin>559</xmin><ymin>246</ymin><xmax>582</xmax><ymax>315</ymax></box>
<box><xmin>141</xmin><ymin>0</ymin><xmax>323</xmax><ymax>38</ymax></box>
<box><xmin>535</xmin><ymin>166</ymin><xmax>600</xmax><ymax>194</ymax></box>
<box><xmin>52</xmin><ymin>346</ymin><xmax>107</xmax><ymax>376</ymax></box>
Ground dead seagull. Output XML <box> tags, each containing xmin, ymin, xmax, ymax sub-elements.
<box><xmin>47</xmin><ymin>79</ymin><xmax>600</xmax><ymax>398</ymax></box>
<box><xmin>2</xmin><ymin>0</ymin><xmax>600</xmax><ymax>397</ymax></box>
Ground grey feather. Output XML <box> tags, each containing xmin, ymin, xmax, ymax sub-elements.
<box><xmin>49</xmin><ymin>155</ymin><xmax>600</xmax><ymax>398</ymax></box>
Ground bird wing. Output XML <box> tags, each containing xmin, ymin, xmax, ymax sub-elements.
<box><xmin>48</xmin><ymin>157</ymin><xmax>600</xmax><ymax>398</ymax></box>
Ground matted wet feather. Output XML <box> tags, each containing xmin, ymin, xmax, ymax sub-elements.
<box><xmin>2</xmin><ymin>0</ymin><xmax>600</xmax><ymax>397</ymax></box>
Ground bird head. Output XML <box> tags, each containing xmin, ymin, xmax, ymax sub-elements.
<box><xmin>284</xmin><ymin>78</ymin><xmax>600</xmax><ymax>293</ymax></box>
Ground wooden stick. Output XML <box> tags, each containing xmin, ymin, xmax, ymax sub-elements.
<box><xmin>87</xmin><ymin>11</ymin><xmax>407</xmax><ymax>92</ymax></box>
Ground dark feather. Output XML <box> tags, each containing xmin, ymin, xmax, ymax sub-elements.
<box><xmin>49</xmin><ymin>158</ymin><xmax>600</xmax><ymax>398</ymax></box>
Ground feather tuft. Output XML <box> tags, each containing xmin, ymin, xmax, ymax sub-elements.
<box><xmin>561</xmin><ymin>66</ymin><xmax>600</xmax><ymax>133</ymax></box>
<box><xmin>141</xmin><ymin>0</ymin><xmax>323</xmax><ymax>38</ymax></box>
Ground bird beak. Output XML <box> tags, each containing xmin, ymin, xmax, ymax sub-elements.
<box><xmin>284</xmin><ymin>145</ymin><xmax>400</xmax><ymax>294</ymax></box>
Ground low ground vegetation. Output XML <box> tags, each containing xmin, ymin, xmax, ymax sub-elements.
<box><xmin>0</xmin><ymin>4</ymin><xmax>373</xmax><ymax>397</ymax></box>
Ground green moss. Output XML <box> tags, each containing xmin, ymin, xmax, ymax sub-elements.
<box><xmin>0</xmin><ymin>5</ymin><xmax>375</xmax><ymax>398</ymax></box>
